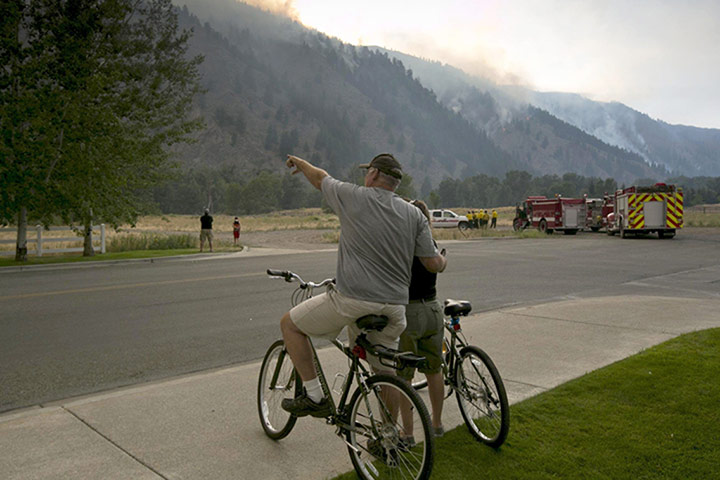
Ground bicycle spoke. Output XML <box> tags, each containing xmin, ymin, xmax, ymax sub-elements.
<box><xmin>454</xmin><ymin>346</ymin><xmax>509</xmax><ymax>447</ymax></box>
<box><xmin>257</xmin><ymin>340</ymin><xmax>300</xmax><ymax>439</ymax></box>
<box><xmin>346</xmin><ymin>375</ymin><xmax>433</xmax><ymax>480</ymax></box>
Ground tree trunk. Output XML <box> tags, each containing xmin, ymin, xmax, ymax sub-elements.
<box><xmin>83</xmin><ymin>221</ymin><xmax>94</xmax><ymax>256</ymax></box>
<box><xmin>15</xmin><ymin>206</ymin><xmax>28</xmax><ymax>262</ymax></box>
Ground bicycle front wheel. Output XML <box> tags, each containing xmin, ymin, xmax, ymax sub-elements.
<box><xmin>257</xmin><ymin>339</ymin><xmax>302</xmax><ymax>440</ymax></box>
<box><xmin>346</xmin><ymin>374</ymin><xmax>434</xmax><ymax>480</ymax></box>
<box><xmin>454</xmin><ymin>346</ymin><xmax>510</xmax><ymax>448</ymax></box>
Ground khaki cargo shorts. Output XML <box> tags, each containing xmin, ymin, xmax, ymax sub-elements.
<box><xmin>398</xmin><ymin>299</ymin><xmax>444</xmax><ymax>379</ymax></box>
<box><xmin>200</xmin><ymin>229</ymin><xmax>213</xmax><ymax>242</ymax></box>
<box><xmin>289</xmin><ymin>286</ymin><xmax>406</xmax><ymax>371</ymax></box>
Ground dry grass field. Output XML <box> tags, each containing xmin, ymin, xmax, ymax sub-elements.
<box><xmin>2</xmin><ymin>204</ymin><xmax>718</xmax><ymax>257</ymax></box>
<box><xmin>685</xmin><ymin>204</ymin><xmax>720</xmax><ymax>227</ymax></box>
<box><xmin>130</xmin><ymin>209</ymin><xmax>339</xmax><ymax>234</ymax></box>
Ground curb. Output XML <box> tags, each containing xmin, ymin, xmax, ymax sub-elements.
<box><xmin>0</xmin><ymin>248</ymin><xmax>251</xmax><ymax>274</ymax></box>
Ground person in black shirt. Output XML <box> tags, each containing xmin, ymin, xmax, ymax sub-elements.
<box><xmin>200</xmin><ymin>209</ymin><xmax>213</xmax><ymax>252</ymax></box>
<box><xmin>398</xmin><ymin>199</ymin><xmax>447</xmax><ymax>439</ymax></box>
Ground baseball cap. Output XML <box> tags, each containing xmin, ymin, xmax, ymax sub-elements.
<box><xmin>358</xmin><ymin>153</ymin><xmax>403</xmax><ymax>179</ymax></box>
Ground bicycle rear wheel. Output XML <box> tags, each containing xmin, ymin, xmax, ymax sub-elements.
<box><xmin>257</xmin><ymin>339</ymin><xmax>302</xmax><ymax>440</ymax></box>
<box><xmin>346</xmin><ymin>374</ymin><xmax>434</xmax><ymax>480</ymax></box>
<box><xmin>454</xmin><ymin>345</ymin><xmax>509</xmax><ymax>448</ymax></box>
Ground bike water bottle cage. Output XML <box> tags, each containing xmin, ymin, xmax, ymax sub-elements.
<box><xmin>355</xmin><ymin>314</ymin><xmax>389</xmax><ymax>331</ymax></box>
<box><xmin>444</xmin><ymin>299</ymin><xmax>472</xmax><ymax>317</ymax></box>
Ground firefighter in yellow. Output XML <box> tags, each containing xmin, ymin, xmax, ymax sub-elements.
<box><xmin>491</xmin><ymin>209</ymin><xmax>498</xmax><ymax>228</ymax></box>
<box><xmin>482</xmin><ymin>210</ymin><xmax>490</xmax><ymax>229</ymax></box>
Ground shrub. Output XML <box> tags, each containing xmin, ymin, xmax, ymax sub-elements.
<box><xmin>108</xmin><ymin>233</ymin><xmax>198</xmax><ymax>252</ymax></box>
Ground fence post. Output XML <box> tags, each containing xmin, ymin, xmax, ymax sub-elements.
<box><xmin>101</xmin><ymin>224</ymin><xmax>106</xmax><ymax>254</ymax></box>
<box><xmin>37</xmin><ymin>225</ymin><xmax>43</xmax><ymax>257</ymax></box>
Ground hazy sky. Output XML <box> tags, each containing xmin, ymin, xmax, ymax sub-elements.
<box><xmin>260</xmin><ymin>0</ymin><xmax>720</xmax><ymax>129</ymax></box>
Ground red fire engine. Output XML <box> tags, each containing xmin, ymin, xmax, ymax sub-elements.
<box><xmin>513</xmin><ymin>196</ymin><xmax>586</xmax><ymax>234</ymax></box>
<box><xmin>607</xmin><ymin>183</ymin><xmax>683</xmax><ymax>239</ymax></box>
<box><xmin>584</xmin><ymin>194</ymin><xmax>614</xmax><ymax>232</ymax></box>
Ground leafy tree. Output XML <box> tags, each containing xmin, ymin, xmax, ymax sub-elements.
<box><xmin>279</xmin><ymin>173</ymin><xmax>306</xmax><ymax>209</ymax></box>
<box><xmin>238</xmin><ymin>171</ymin><xmax>280</xmax><ymax>213</ymax></box>
<box><xmin>395</xmin><ymin>173</ymin><xmax>417</xmax><ymax>199</ymax></box>
<box><xmin>1</xmin><ymin>0</ymin><xmax>203</xmax><ymax>259</ymax></box>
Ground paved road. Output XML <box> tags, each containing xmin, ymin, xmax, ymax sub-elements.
<box><xmin>2</xmin><ymin>230</ymin><xmax>719</xmax><ymax>413</ymax></box>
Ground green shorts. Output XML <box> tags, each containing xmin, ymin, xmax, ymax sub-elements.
<box><xmin>398</xmin><ymin>299</ymin><xmax>444</xmax><ymax>379</ymax></box>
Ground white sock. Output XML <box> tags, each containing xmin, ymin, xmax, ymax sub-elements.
<box><xmin>304</xmin><ymin>377</ymin><xmax>324</xmax><ymax>403</ymax></box>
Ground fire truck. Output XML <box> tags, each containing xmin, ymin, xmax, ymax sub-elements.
<box><xmin>606</xmin><ymin>183</ymin><xmax>683</xmax><ymax>239</ymax></box>
<box><xmin>513</xmin><ymin>196</ymin><xmax>586</xmax><ymax>234</ymax></box>
<box><xmin>584</xmin><ymin>194</ymin><xmax>614</xmax><ymax>232</ymax></box>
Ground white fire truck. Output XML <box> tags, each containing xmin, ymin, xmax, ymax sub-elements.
<box><xmin>607</xmin><ymin>183</ymin><xmax>683</xmax><ymax>239</ymax></box>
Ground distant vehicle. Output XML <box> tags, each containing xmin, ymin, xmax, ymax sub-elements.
<box><xmin>607</xmin><ymin>183</ymin><xmax>683</xmax><ymax>239</ymax></box>
<box><xmin>513</xmin><ymin>196</ymin><xmax>586</xmax><ymax>234</ymax></box>
<box><xmin>430</xmin><ymin>209</ymin><xmax>470</xmax><ymax>230</ymax></box>
<box><xmin>584</xmin><ymin>195</ymin><xmax>614</xmax><ymax>232</ymax></box>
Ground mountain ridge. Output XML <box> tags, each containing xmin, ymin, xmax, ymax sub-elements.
<box><xmin>171</xmin><ymin>0</ymin><xmax>706</xmax><ymax>188</ymax></box>
<box><xmin>374</xmin><ymin>47</ymin><xmax>720</xmax><ymax>177</ymax></box>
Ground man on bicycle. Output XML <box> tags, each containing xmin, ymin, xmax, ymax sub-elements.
<box><xmin>280</xmin><ymin>153</ymin><xmax>447</xmax><ymax>417</ymax></box>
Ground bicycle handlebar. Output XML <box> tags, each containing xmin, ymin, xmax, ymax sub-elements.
<box><xmin>266</xmin><ymin>269</ymin><xmax>294</xmax><ymax>281</ymax></box>
<box><xmin>267</xmin><ymin>268</ymin><xmax>335</xmax><ymax>289</ymax></box>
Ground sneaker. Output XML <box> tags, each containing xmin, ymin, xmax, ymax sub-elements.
<box><xmin>434</xmin><ymin>425</ymin><xmax>445</xmax><ymax>437</ymax></box>
<box><xmin>281</xmin><ymin>391</ymin><xmax>332</xmax><ymax>418</ymax></box>
<box><xmin>399</xmin><ymin>436</ymin><xmax>416</xmax><ymax>450</ymax></box>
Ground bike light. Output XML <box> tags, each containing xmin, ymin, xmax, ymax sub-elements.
<box><xmin>453</xmin><ymin>323</ymin><xmax>461</xmax><ymax>331</ymax></box>
<box><xmin>351</xmin><ymin>345</ymin><xmax>366</xmax><ymax>360</ymax></box>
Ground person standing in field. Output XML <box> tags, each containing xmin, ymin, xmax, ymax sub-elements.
<box><xmin>200</xmin><ymin>209</ymin><xmax>213</xmax><ymax>252</ymax></box>
<box><xmin>232</xmin><ymin>217</ymin><xmax>241</xmax><ymax>246</ymax></box>
<box><xmin>491</xmin><ymin>209</ymin><xmax>498</xmax><ymax>228</ymax></box>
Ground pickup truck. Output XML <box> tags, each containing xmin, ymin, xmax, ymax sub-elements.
<box><xmin>429</xmin><ymin>209</ymin><xmax>469</xmax><ymax>229</ymax></box>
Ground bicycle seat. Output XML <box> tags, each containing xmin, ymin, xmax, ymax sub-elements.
<box><xmin>355</xmin><ymin>314</ymin><xmax>389</xmax><ymax>331</ymax></box>
<box><xmin>444</xmin><ymin>299</ymin><xmax>472</xmax><ymax>317</ymax></box>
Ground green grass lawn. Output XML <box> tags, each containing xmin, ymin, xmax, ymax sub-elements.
<box><xmin>335</xmin><ymin>328</ymin><xmax>720</xmax><ymax>479</ymax></box>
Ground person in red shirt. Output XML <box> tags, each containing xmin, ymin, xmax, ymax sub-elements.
<box><xmin>232</xmin><ymin>217</ymin><xmax>241</xmax><ymax>246</ymax></box>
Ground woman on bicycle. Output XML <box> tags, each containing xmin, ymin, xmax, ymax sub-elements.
<box><xmin>399</xmin><ymin>199</ymin><xmax>447</xmax><ymax>438</ymax></box>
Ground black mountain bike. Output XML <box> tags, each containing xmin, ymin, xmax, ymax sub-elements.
<box><xmin>412</xmin><ymin>299</ymin><xmax>510</xmax><ymax>448</ymax></box>
<box><xmin>258</xmin><ymin>269</ymin><xmax>435</xmax><ymax>480</ymax></box>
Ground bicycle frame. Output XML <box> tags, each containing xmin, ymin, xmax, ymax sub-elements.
<box><xmin>441</xmin><ymin>315</ymin><xmax>465</xmax><ymax>393</ymax></box>
<box><xmin>261</xmin><ymin>269</ymin><xmax>437</xmax><ymax>479</ymax></box>
<box><xmin>265</xmin><ymin>321</ymin><xmax>387</xmax><ymax>445</ymax></box>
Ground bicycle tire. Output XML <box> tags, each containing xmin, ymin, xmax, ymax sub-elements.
<box><xmin>454</xmin><ymin>345</ymin><xmax>510</xmax><ymax>448</ymax></box>
<box><xmin>346</xmin><ymin>374</ymin><xmax>434</xmax><ymax>480</ymax></box>
<box><xmin>257</xmin><ymin>339</ymin><xmax>303</xmax><ymax>440</ymax></box>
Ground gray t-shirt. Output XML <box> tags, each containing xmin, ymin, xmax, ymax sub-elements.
<box><xmin>322</xmin><ymin>176</ymin><xmax>438</xmax><ymax>304</ymax></box>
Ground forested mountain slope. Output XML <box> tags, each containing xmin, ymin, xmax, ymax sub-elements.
<box><xmin>174</xmin><ymin>0</ymin><xmax>514</xmax><ymax>190</ymax></box>
<box><xmin>378</xmin><ymin>49</ymin><xmax>719</xmax><ymax>178</ymax></box>
<box><xmin>173</xmin><ymin>0</ymin><xmax>666</xmax><ymax>191</ymax></box>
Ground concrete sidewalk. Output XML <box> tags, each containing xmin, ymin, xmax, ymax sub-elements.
<box><xmin>2</xmin><ymin>295</ymin><xmax>719</xmax><ymax>480</ymax></box>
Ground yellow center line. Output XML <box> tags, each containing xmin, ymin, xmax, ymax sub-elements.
<box><xmin>0</xmin><ymin>272</ymin><xmax>263</xmax><ymax>301</ymax></box>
